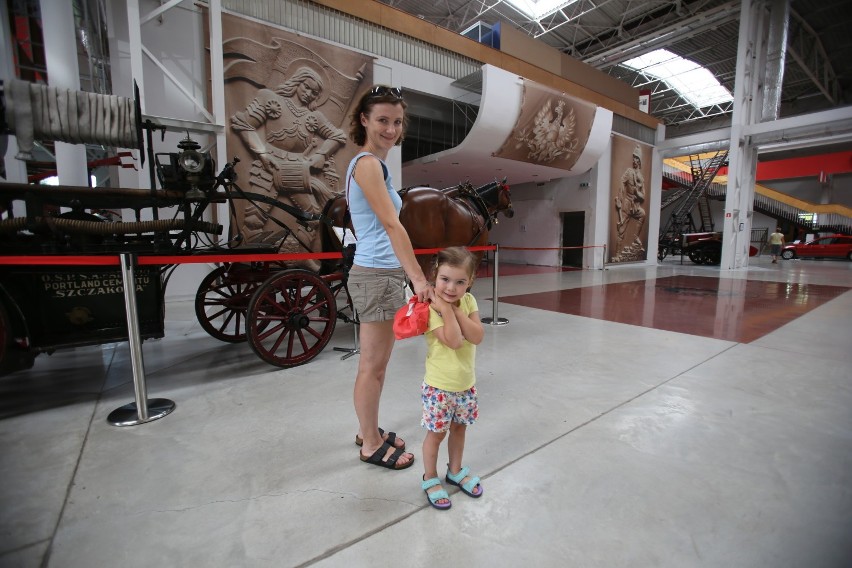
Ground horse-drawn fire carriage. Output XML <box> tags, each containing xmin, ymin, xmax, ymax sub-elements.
<box><xmin>0</xmin><ymin>99</ymin><xmax>513</xmax><ymax>377</ymax></box>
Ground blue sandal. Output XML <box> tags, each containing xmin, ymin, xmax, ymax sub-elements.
<box><xmin>445</xmin><ymin>466</ymin><xmax>483</xmax><ymax>498</ymax></box>
<box><xmin>422</xmin><ymin>476</ymin><xmax>452</xmax><ymax>510</ymax></box>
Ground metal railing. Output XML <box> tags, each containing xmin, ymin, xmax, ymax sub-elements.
<box><xmin>659</xmin><ymin>151</ymin><xmax>729</xmax><ymax>239</ymax></box>
<box><xmin>661</xmin><ymin>162</ymin><xmax>852</xmax><ymax>235</ymax></box>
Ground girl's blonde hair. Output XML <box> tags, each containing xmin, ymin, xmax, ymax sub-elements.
<box><xmin>433</xmin><ymin>246</ymin><xmax>477</xmax><ymax>282</ymax></box>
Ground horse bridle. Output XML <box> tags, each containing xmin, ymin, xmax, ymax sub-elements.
<box><xmin>459</xmin><ymin>182</ymin><xmax>505</xmax><ymax>230</ymax></box>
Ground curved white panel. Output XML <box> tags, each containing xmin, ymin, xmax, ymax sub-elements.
<box><xmin>572</xmin><ymin>105</ymin><xmax>614</xmax><ymax>174</ymax></box>
<box><xmin>402</xmin><ymin>64</ymin><xmax>614</xmax><ymax>188</ymax></box>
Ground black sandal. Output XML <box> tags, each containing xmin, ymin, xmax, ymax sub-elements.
<box><xmin>355</xmin><ymin>428</ymin><xmax>406</xmax><ymax>451</ymax></box>
<box><xmin>359</xmin><ymin>441</ymin><xmax>414</xmax><ymax>470</ymax></box>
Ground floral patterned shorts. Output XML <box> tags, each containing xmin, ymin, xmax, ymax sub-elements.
<box><xmin>421</xmin><ymin>383</ymin><xmax>478</xmax><ymax>433</ymax></box>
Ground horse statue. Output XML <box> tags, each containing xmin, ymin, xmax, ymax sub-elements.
<box><xmin>320</xmin><ymin>179</ymin><xmax>513</xmax><ymax>281</ymax></box>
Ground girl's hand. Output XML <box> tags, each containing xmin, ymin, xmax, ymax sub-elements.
<box><xmin>430</xmin><ymin>292</ymin><xmax>450</xmax><ymax>312</ymax></box>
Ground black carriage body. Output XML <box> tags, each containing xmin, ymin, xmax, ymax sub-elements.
<box><xmin>0</xmin><ymin>156</ymin><xmax>350</xmax><ymax>374</ymax></box>
<box><xmin>0</xmin><ymin>264</ymin><xmax>165</xmax><ymax>352</ymax></box>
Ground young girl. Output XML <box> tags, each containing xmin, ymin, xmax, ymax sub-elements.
<box><xmin>420</xmin><ymin>247</ymin><xmax>485</xmax><ymax>510</ymax></box>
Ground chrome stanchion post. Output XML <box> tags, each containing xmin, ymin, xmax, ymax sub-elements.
<box><xmin>107</xmin><ymin>253</ymin><xmax>176</xmax><ymax>426</ymax></box>
<box><xmin>334</xmin><ymin>310</ymin><xmax>360</xmax><ymax>360</ymax></box>
<box><xmin>334</xmin><ymin>280</ymin><xmax>360</xmax><ymax>360</ymax></box>
<box><xmin>601</xmin><ymin>244</ymin><xmax>607</xmax><ymax>270</ymax></box>
<box><xmin>481</xmin><ymin>244</ymin><xmax>508</xmax><ymax>326</ymax></box>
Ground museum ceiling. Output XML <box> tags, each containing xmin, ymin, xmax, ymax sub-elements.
<box><xmin>380</xmin><ymin>0</ymin><xmax>852</xmax><ymax>141</ymax></box>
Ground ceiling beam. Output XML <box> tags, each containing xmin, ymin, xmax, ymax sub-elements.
<box><xmin>581</xmin><ymin>1</ymin><xmax>740</xmax><ymax>69</ymax></box>
<box><xmin>532</xmin><ymin>0</ymin><xmax>618</xmax><ymax>39</ymax></box>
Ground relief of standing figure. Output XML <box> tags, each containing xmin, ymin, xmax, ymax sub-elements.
<box><xmin>614</xmin><ymin>144</ymin><xmax>646</xmax><ymax>256</ymax></box>
<box><xmin>231</xmin><ymin>64</ymin><xmax>347</xmax><ymax>247</ymax></box>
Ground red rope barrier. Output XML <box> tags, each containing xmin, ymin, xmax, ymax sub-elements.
<box><xmin>137</xmin><ymin>252</ymin><xmax>343</xmax><ymax>265</ymax></box>
<box><xmin>0</xmin><ymin>245</ymin><xmax>498</xmax><ymax>266</ymax></box>
<box><xmin>0</xmin><ymin>255</ymin><xmax>121</xmax><ymax>266</ymax></box>
<box><xmin>500</xmin><ymin>245</ymin><xmax>605</xmax><ymax>251</ymax></box>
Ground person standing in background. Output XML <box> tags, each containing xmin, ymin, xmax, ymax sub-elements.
<box><xmin>769</xmin><ymin>227</ymin><xmax>785</xmax><ymax>263</ymax></box>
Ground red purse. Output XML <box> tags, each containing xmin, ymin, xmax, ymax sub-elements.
<box><xmin>393</xmin><ymin>297</ymin><xmax>430</xmax><ymax>340</ymax></box>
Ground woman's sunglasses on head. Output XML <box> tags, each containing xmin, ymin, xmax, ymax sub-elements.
<box><xmin>368</xmin><ymin>86</ymin><xmax>403</xmax><ymax>100</ymax></box>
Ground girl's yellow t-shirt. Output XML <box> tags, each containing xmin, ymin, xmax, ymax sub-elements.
<box><xmin>423</xmin><ymin>293</ymin><xmax>478</xmax><ymax>392</ymax></box>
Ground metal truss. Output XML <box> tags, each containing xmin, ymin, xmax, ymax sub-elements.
<box><xmin>658</xmin><ymin>101</ymin><xmax>735</xmax><ymax>125</ymax></box>
<box><xmin>530</xmin><ymin>0</ymin><xmax>618</xmax><ymax>39</ymax></box>
<box><xmin>787</xmin><ymin>8</ymin><xmax>841</xmax><ymax>105</ymax></box>
<box><xmin>581</xmin><ymin>1</ymin><xmax>740</xmax><ymax>70</ymax></box>
<box><xmin>616</xmin><ymin>67</ymin><xmax>735</xmax><ymax>125</ymax></box>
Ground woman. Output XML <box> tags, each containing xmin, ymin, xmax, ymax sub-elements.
<box><xmin>346</xmin><ymin>85</ymin><xmax>432</xmax><ymax>470</ymax></box>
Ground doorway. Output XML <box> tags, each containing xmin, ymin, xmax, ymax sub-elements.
<box><xmin>561</xmin><ymin>212</ymin><xmax>585</xmax><ymax>268</ymax></box>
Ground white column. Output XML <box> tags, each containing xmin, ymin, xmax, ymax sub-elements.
<box><xmin>41</xmin><ymin>0</ymin><xmax>89</xmax><ymax>186</ymax></box>
<box><xmin>720</xmin><ymin>0</ymin><xmax>764</xmax><ymax>269</ymax></box>
<box><xmin>648</xmin><ymin>122</ymin><xmax>667</xmax><ymax>263</ymax></box>
<box><xmin>721</xmin><ymin>0</ymin><xmax>791</xmax><ymax>269</ymax></box>
<box><xmin>0</xmin><ymin>2</ymin><xmax>27</xmax><ymax>185</ymax></box>
<box><xmin>209</xmin><ymin>0</ymin><xmax>230</xmax><ymax>243</ymax></box>
<box><xmin>591</xmin><ymin>140</ymin><xmax>612</xmax><ymax>267</ymax></box>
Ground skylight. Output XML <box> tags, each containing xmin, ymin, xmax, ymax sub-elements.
<box><xmin>623</xmin><ymin>49</ymin><xmax>733</xmax><ymax>109</ymax></box>
<box><xmin>503</xmin><ymin>0</ymin><xmax>580</xmax><ymax>20</ymax></box>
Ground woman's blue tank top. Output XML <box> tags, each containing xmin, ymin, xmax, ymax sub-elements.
<box><xmin>345</xmin><ymin>152</ymin><xmax>403</xmax><ymax>268</ymax></box>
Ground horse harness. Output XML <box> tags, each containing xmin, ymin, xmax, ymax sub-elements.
<box><xmin>456</xmin><ymin>184</ymin><xmax>499</xmax><ymax>246</ymax></box>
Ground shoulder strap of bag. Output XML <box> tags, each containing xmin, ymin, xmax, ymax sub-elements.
<box><xmin>345</xmin><ymin>160</ymin><xmax>357</xmax><ymax>239</ymax></box>
<box><xmin>345</xmin><ymin>153</ymin><xmax>389</xmax><ymax>239</ymax></box>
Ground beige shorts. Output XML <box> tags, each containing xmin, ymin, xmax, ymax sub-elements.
<box><xmin>348</xmin><ymin>265</ymin><xmax>408</xmax><ymax>323</ymax></box>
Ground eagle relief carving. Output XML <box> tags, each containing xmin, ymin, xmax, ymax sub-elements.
<box><xmin>515</xmin><ymin>98</ymin><xmax>580</xmax><ymax>163</ymax></box>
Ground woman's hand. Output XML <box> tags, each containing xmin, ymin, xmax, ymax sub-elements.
<box><xmin>412</xmin><ymin>279</ymin><xmax>434</xmax><ymax>303</ymax></box>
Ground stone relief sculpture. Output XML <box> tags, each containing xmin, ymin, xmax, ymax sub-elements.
<box><xmin>514</xmin><ymin>99</ymin><xmax>580</xmax><ymax>163</ymax></box>
<box><xmin>494</xmin><ymin>81</ymin><xmax>595</xmax><ymax>171</ymax></box>
<box><xmin>230</xmin><ymin>64</ymin><xmax>347</xmax><ymax>236</ymax></box>
<box><xmin>612</xmin><ymin>143</ymin><xmax>648</xmax><ymax>262</ymax></box>
<box><xmin>223</xmin><ymin>34</ymin><xmax>367</xmax><ymax>260</ymax></box>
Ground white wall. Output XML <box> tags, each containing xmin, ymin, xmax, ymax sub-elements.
<box><xmin>489</xmin><ymin>180</ymin><xmax>563</xmax><ymax>267</ymax></box>
<box><xmin>488</xmin><ymin>136</ymin><xmax>664</xmax><ymax>271</ymax></box>
<box><xmin>489</xmin><ymin>168</ymin><xmax>608</xmax><ymax>269</ymax></box>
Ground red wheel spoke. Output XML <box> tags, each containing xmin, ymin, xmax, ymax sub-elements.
<box><xmin>196</xmin><ymin>266</ymin><xmax>260</xmax><ymax>343</ymax></box>
<box><xmin>246</xmin><ymin>269</ymin><xmax>338</xmax><ymax>368</ymax></box>
<box><xmin>302</xmin><ymin>325</ymin><xmax>323</xmax><ymax>341</ymax></box>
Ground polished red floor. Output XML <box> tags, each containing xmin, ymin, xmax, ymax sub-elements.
<box><xmin>499</xmin><ymin>275</ymin><xmax>849</xmax><ymax>343</ymax></box>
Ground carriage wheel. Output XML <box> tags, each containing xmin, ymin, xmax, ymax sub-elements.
<box><xmin>195</xmin><ymin>265</ymin><xmax>265</xmax><ymax>343</ymax></box>
<box><xmin>687</xmin><ymin>248</ymin><xmax>706</xmax><ymax>265</ymax></box>
<box><xmin>247</xmin><ymin>269</ymin><xmax>337</xmax><ymax>368</ymax></box>
<box><xmin>0</xmin><ymin>300</ymin><xmax>34</xmax><ymax>375</ymax></box>
<box><xmin>704</xmin><ymin>245</ymin><xmax>722</xmax><ymax>265</ymax></box>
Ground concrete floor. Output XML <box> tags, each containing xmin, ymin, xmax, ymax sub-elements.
<box><xmin>1</xmin><ymin>256</ymin><xmax>851</xmax><ymax>567</ymax></box>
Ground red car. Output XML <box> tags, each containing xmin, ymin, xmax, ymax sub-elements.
<box><xmin>781</xmin><ymin>234</ymin><xmax>852</xmax><ymax>260</ymax></box>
